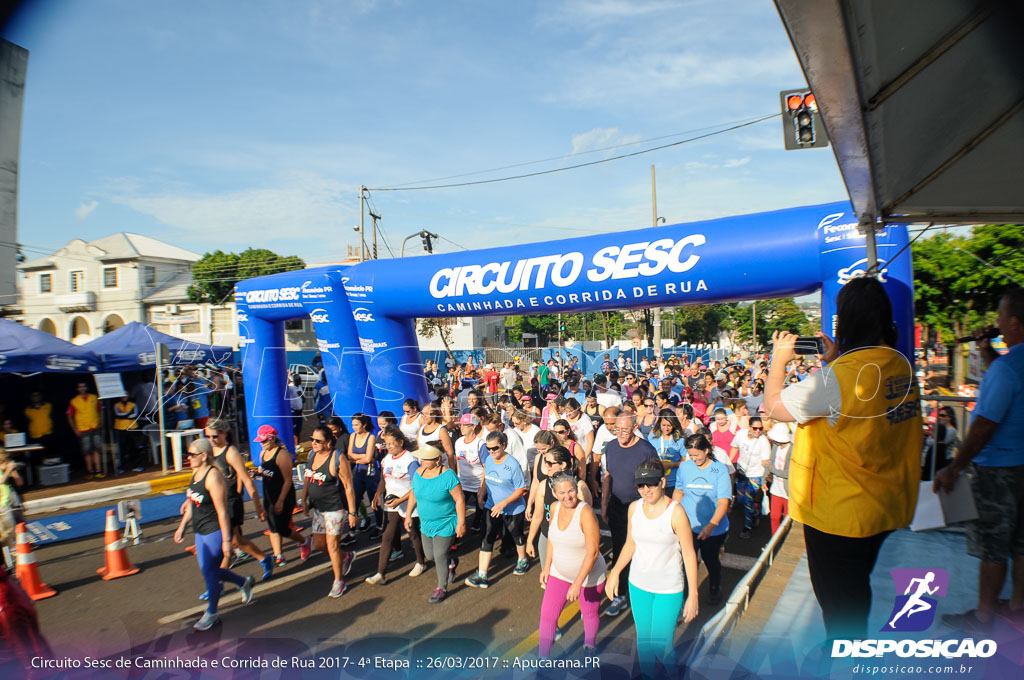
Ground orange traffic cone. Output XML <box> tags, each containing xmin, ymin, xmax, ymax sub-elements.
<box><xmin>14</xmin><ymin>523</ymin><xmax>57</xmax><ymax>600</ymax></box>
<box><xmin>97</xmin><ymin>509</ymin><xmax>140</xmax><ymax>580</ymax></box>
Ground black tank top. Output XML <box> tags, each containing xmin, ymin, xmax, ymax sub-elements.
<box><xmin>212</xmin><ymin>446</ymin><xmax>240</xmax><ymax>501</ymax></box>
<box><xmin>304</xmin><ymin>453</ymin><xmax>344</xmax><ymax>512</ymax></box>
<box><xmin>537</xmin><ymin>466</ymin><xmax>581</xmax><ymax>538</ymax></box>
<box><xmin>187</xmin><ymin>468</ymin><xmax>220</xmax><ymax>535</ymax></box>
<box><xmin>259</xmin><ymin>447</ymin><xmax>294</xmax><ymax>506</ymax></box>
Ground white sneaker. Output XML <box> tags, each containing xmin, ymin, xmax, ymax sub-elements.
<box><xmin>239</xmin><ymin>576</ymin><xmax>255</xmax><ymax>605</ymax></box>
<box><xmin>193</xmin><ymin>611</ymin><xmax>219</xmax><ymax>631</ymax></box>
<box><xmin>365</xmin><ymin>572</ymin><xmax>386</xmax><ymax>585</ymax></box>
<box><xmin>408</xmin><ymin>562</ymin><xmax>427</xmax><ymax>578</ymax></box>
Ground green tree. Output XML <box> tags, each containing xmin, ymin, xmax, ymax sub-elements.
<box><xmin>674</xmin><ymin>303</ymin><xmax>738</xmax><ymax>345</ymax></box>
<box><xmin>418</xmin><ymin>318</ymin><xmax>457</xmax><ymax>369</ymax></box>
<box><xmin>188</xmin><ymin>248</ymin><xmax>305</xmax><ymax>302</ymax></box>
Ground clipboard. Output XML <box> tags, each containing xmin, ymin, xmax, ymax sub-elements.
<box><xmin>911</xmin><ymin>475</ymin><xmax>978</xmax><ymax>532</ymax></box>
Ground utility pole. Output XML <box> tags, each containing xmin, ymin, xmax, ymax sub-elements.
<box><xmin>358</xmin><ymin>186</ymin><xmax>367</xmax><ymax>262</ymax></box>
<box><xmin>651</xmin><ymin>165</ymin><xmax>662</xmax><ymax>356</ymax></box>
<box><xmin>752</xmin><ymin>301</ymin><xmax>757</xmax><ymax>353</ymax></box>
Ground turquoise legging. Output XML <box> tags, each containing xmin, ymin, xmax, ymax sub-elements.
<box><xmin>628</xmin><ymin>582</ymin><xmax>683</xmax><ymax>680</ymax></box>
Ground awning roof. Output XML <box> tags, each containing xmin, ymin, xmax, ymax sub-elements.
<box><xmin>774</xmin><ymin>0</ymin><xmax>1024</xmax><ymax>227</ymax></box>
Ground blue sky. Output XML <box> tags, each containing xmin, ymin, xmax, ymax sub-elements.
<box><xmin>4</xmin><ymin>0</ymin><xmax>849</xmax><ymax>266</ymax></box>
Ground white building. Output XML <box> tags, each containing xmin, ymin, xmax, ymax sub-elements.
<box><xmin>16</xmin><ymin>233</ymin><xmax>200</xmax><ymax>343</ymax></box>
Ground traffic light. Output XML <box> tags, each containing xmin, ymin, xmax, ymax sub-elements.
<box><xmin>421</xmin><ymin>231</ymin><xmax>433</xmax><ymax>253</ymax></box>
<box><xmin>780</xmin><ymin>89</ymin><xmax>828</xmax><ymax>150</ymax></box>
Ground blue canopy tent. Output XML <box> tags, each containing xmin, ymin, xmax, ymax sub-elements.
<box><xmin>0</xmin><ymin>318</ymin><xmax>102</xmax><ymax>373</ymax></box>
<box><xmin>83</xmin><ymin>322</ymin><xmax>234</xmax><ymax>371</ymax></box>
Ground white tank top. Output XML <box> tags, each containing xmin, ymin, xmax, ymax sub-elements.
<box><xmin>454</xmin><ymin>435</ymin><xmax>486</xmax><ymax>492</ymax></box>
<box><xmin>627</xmin><ymin>499</ymin><xmax>683</xmax><ymax>594</ymax></box>
<box><xmin>548</xmin><ymin>501</ymin><xmax>606</xmax><ymax>587</ymax></box>
<box><xmin>399</xmin><ymin>413</ymin><xmax>421</xmax><ymax>442</ymax></box>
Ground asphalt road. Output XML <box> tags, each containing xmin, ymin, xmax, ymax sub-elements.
<box><xmin>25</xmin><ymin>502</ymin><xmax>774</xmax><ymax>680</ymax></box>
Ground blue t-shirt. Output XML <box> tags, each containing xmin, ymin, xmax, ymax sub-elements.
<box><xmin>411</xmin><ymin>468</ymin><xmax>461</xmax><ymax>537</ymax></box>
<box><xmin>647</xmin><ymin>433</ymin><xmax>684</xmax><ymax>482</ymax></box>
<box><xmin>675</xmin><ymin>459</ymin><xmax>731</xmax><ymax>536</ymax></box>
<box><xmin>973</xmin><ymin>343</ymin><xmax>1024</xmax><ymax>467</ymax></box>
<box><xmin>483</xmin><ymin>454</ymin><xmax>527</xmax><ymax>515</ymax></box>
<box><xmin>186</xmin><ymin>379</ymin><xmax>210</xmax><ymax>419</ymax></box>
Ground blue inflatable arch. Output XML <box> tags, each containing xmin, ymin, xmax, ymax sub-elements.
<box><xmin>235</xmin><ymin>200</ymin><xmax>914</xmax><ymax>451</ymax></box>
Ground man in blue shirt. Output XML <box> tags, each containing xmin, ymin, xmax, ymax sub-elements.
<box><xmin>466</xmin><ymin>431</ymin><xmax>529</xmax><ymax>588</ymax></box>
<box><xmin>936</xmin><ymin>289</ymin><xmax>1024</xmax><ymax>632</ymax></box>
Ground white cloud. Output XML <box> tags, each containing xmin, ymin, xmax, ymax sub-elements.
<box><xmin>107</xmin><ymin>171</ymin><xmax>358</xmax><ymax>245</ymax></box>
<box><xmin>75</xmin><ymin>200</ymin><xmax>98</xmax><ymax>219</ymax></box>
<box><xmin>723</xmin><ymin>157</ymin><xmax>751</xmax><ymax>168</ymax></box>
<box><xmin>570</xmin><ymin>127</ymin><xmax>643</xmax><ymax>155</ymax></box>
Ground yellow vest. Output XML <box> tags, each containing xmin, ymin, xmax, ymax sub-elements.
<box><xmin>789</xmin><ymin>347</ymin><xmax>922</xmax><ymax>537</ymax></box>
<box><xmin>113</xmin><ymin>401</ymin><xmax>138</xmax><ymax>431</ymax></box>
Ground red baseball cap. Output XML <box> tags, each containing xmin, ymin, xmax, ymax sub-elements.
<box><xmin>253</xmin><ymin>424</ymin><xmax>278</xmax><ymax>443</ymax></box>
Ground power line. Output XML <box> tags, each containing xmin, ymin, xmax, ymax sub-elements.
<box><xmin>377</xmin><ymin>114</ymin><xmax>782</xmax><ymax>189</ymax></box>
<box><xmin>368</xmin><ymin>113</ymin><xmax>780</xmax><ymax>192</ymax></box>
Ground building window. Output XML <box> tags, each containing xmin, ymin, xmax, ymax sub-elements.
<box><xmin>180</xmin><ymin>321</ymin><xmax>201</xmax><ymax>334</ymax></box>
<box><xmin>39</xmin><ymin>273</ymin><xmax>52</xmax><ymax>293</ymax></box>
<box><xmin>103</xmin><ymin>266</ymin><xmax>118</xmax><ymax>288</ymax></box>
<box><xmin>211</xmin><ymin>308</ymin><xmax>234</xmax><ymax>332</ymax></box>
<box><xmin>143</xmin><ymin>266</ymin><xmax>156</xmax><ymax>286</ymax></box>
<box><xmin>69</xmin><ymin>270</ymin><xmax>85</xmax><ymax>292</ymax></box>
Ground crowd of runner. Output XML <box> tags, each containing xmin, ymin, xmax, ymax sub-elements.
<box><xmin>174</xmin><ymin>350</ymin><xmax>817</xmax><ymax>670</ymax></box>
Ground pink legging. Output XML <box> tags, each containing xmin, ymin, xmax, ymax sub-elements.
<box><xmin>538</xmin><ymin>576</ymin><xmax>605</xmax><ymax>657</ymax></box>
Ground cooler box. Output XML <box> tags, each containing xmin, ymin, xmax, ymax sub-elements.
<box><xmin>37</xmin><ymin>464</ymin><xmax>70</xmax><ymax>486</ymax></box>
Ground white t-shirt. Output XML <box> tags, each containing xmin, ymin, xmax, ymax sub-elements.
<box><xmin>502</xmin><ymin>428</ymin><xmax>529</xmax><ymax>475</ymax></box>
<box><xmin>381</xmin><ymin>451</ymin><xmax>419</xmax><ymax>518</ymax></box>
<box><xmin>780</xmin><ymin>367</ymin><xmax>843</xmax><ymax>426</ymax></box>
<box><xmin>713</xmin><ymin>446</ymin><xmax>736</xmax><ymax>474</ymax></box>
<box><xmin>731</xmin><ymin>430</ymin><xmax>771</xmax><ymax>479</ymax></box>
<box><xmin>287</xmin><ymin>385</ymin><xmax>303</xmax><ymax>410</ymax></box>
<box><xmin>568</xmin><ymin>414</ymin><xmax>595</xmax><ymax>444</ymax></box>
<box><xmin>516</xmin><ymin>423</ymin><xmax>540</xmax><ymax>450</ymax></box>
<box><xmin>595</xmin><ymin>388</ymin><xmax>622</xmax><ymax>410</ymax></box>
<box><xmin>454</xmin><ymin>435</ymin><xmax>487</xmax><ymax>492</ymax></box>
<box><xmin>501</xmin><ymin>368</ymin><xmax>517</xmax><ymax>390</ymax></box>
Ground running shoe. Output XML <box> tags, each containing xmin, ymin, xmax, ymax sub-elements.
<box><xmin>429</xmin><ymin>587</ymin><xmax>447</xmax><ymax>603</ymax></box>
<box><xmin>199</xmin><ymin>590</ymin><xmax>209</xmax><ymax>601</ymax></box>
<box><xmin>408</xmin><ymin>562</ymin><xmax>427</xmax><ymax>578</ymax></box>
<box><xmin>275</xmin><ymin>554</ymin><xmax>287</xmax><ymax>567</ymax></box>
<box><xmin>554</xmin><ymin>627</ymin><xmax>562</xmax><ymax>642</ymax></box>
<box><xmin>365</xmin><ymin>572</ymin><xmax>386</xmax><ymax>586</ymax></box>
<box><xmin>605</xmin><ymin>595</ymin><xmax>629</xmax><ymax>617</ymax></box>
<box><xmin>95</xmin><ymin>472</ymin><xmax>105</xmax><ymax>479</ymax></box>
<box><xmin>582</xmin><ymin>645</ymin><xmax>596</xmax><ymax>655</ymax></box>
<box><xmin>342</xmin><ymin>551</ymin><xmax>354</xmax><ymax>577</ymax></box>
<box><xmin>329</xmin><ymin>579</ymin><xmax>347</xmax><ymax>598</ymax></box>
<box><xmin>447</xmin><ymin>557</ymin><xmax>458</xmax><ymax>585</ymax></box>
<box><xmin>133</xmin><ymin>467</ymin><xmax>145</xmax><ymax>473</ymax></box>
<box><xmin>465</xmin><ymin>571</ymin><xmax>489</xmax><ymax>589</ymax></box>
<box><xmin>300</xmin><ymin>536</ymin><xmax>312</xmax><ymax>561</ymax></box>
<box><xmin>513</xmin><ymin>558</ymin><xmax>530</xmax><ymax>576</ymax></box>
<box><xmin>739</xmin><ymin>528</ymin><xmax>751</xmax><ymax>539</ymax></box>
<box><xmin>84</xmin><ymin>473</ymin><xmax>93</xmax><ymax>480</ymax></box>
<box><xmin>358</xmin><ymin>517</ymin><xmax>370</xmax><ymax>532</ymax></box>
<box><xmin>388</xmin><ymin>549</ymin><xmax>404</xmax><ymax>563</ymax></box>
<box><xmin>240</xmin><ymin>576</ymin><xmax>255</xmax><ymax>605</ymax></box>
<box><xmin>116</xmin><ymin>468</ymin><xmax>124</xmax><ymax>475</ymax></box>
<box><xmin>230</xmin><ymin>551</ymin><xmax>253</xmax><ymax>569</ymax></box>
<box><xmin>340</xmin><ymin>534</ymin><xmax>357</xmax><ymax>547</ymax></box>
<box><xmin>193</xmin><ymin>611</ymin><xmax>220</xmax><ymax>631</ymax></box>
<box><xmin>368</xmin><ymin>526</ymin><xmax>383</xmax><ymax>541</ymax></box>
<box><xmin>260</xmin><ymin>555</ymin><xmax>275</xmax><ymax>581</ymax></box>
<box><xmin>708</xmin><ymin>585</ymin><xmax>722</xmax><ymax>605</ymax></box>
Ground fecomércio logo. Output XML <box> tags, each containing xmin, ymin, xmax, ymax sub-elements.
<box><xmin>883</xmin><ymin>568</ymin><xmax>949</xmax><ymax>632</ymax></box>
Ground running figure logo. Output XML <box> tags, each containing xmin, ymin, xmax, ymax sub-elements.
<box><xmin>883</xmin><ymin>568</ymin><xmax>949</xmax><ymax>632</ymax></box>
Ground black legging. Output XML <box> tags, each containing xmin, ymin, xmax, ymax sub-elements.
<box><xmin>376</xmin><ymin>511</ymin><xmax>425</xmax><ymax>576</ymax></box>
<box><xmin>692</xmin><ymin>531</ymin><xmax>727</xmax><ymax>590</ymax></box>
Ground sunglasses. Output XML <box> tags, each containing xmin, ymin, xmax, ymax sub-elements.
<box><xmin>553</xmin><ymin>429</ymin><xmax>568</xmax><ymax>435</ymax></box>
<box><xmin>485</xmin><ymin>445</ymin><xmax>500</xmax><ymax>452</ymax></box>
<box><xmin>311</xmin><ymin>437</ymin><xmax>327</xmax><ymax>443</ymax></box>
<box><xmin>543</xmin><ymin>459</ymin><xmax>560</xmax><ymax>466</ymax></box>
<box><xmin>636</xmin><ymin>482</ymin><xmax>659</xmax><ymax>489</ymax></box>
<box><xmin>750</xmin><ymin>427</ymin><xmax>763</xmax><ymax>431</ymax></box>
